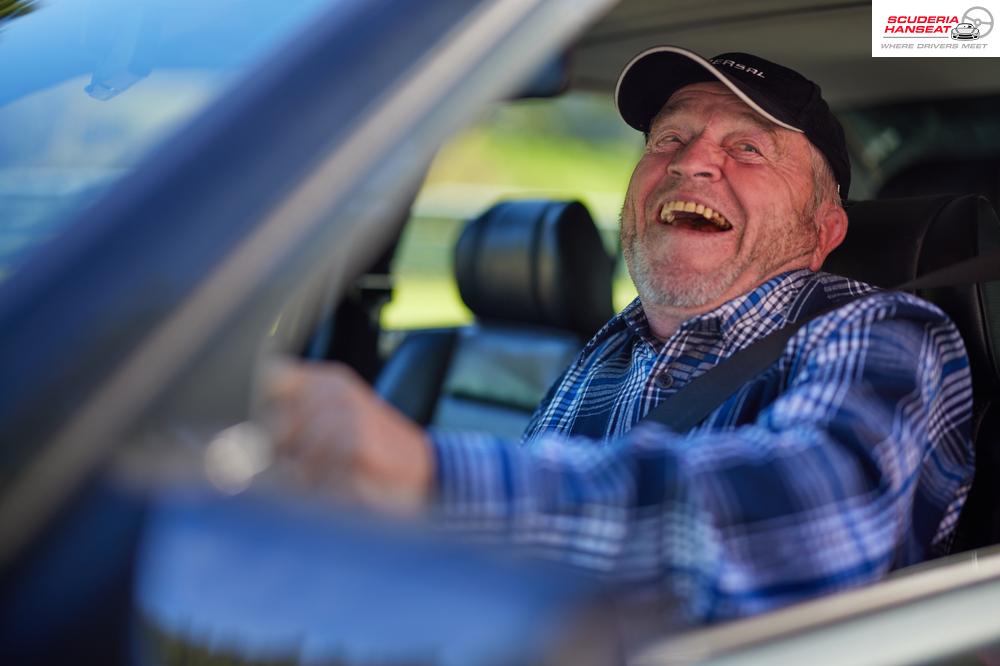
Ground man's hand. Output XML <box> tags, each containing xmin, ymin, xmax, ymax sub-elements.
<box><xmin>263</xmin><ymin>359</ymin><xmax>433</xmax><ymax>515</ymax></box>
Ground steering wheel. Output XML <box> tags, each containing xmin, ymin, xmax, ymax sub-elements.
<box><xmin>962</xmin><ymin>6</ymin><xmax>994</xmax><ymax>38</ymax></box>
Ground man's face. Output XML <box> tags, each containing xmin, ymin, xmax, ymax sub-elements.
<box><xmin>621</xmin><ymin>81</ymin><xmax>823</xmax><ymax>310</ymax></box>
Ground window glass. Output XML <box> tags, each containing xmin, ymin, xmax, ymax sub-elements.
<box><xmin>840</xmin><ymin>95</ymin><xmax>1000</xmax><ymax>198</ymax></box>
<box><xmin>0</xmin><ymin>0</ymin><xmax>349</xmax><ymax>281</ymax></box>
<box><xmin>382</xmin><ymin>92</ymin><xmax>643</xmax><ymax>330</ymax></box>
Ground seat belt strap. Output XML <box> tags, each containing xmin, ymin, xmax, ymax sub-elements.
<box><xmin>641</xmin><ymin>248</ymin><xmax>1000</xmax><ymax>433</ymax></box>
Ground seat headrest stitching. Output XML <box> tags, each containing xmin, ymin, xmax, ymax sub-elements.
<box><xmin>914</xmin><ymin>195</ymin><xmax>960</xmax><ymax>287</ymax></box>
<box><xmin>528</xmin><ymin>204</ymin><xmax>549</xmax><ymax>326</ymax></box>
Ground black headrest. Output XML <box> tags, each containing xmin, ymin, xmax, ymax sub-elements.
<box><xmin>454</xmin><ymin>200</ymin><xmax>614</xmax><ymax>338</ymax></box>
<box><xmin>878</xmin><ymin>158</ymin><xmax>1000</xmax><ymax>208</ymax></box>
<box><xmin>823</xmin><ymin>194</ymin><xmax>1000</xmax><ymax>398</ymax></box>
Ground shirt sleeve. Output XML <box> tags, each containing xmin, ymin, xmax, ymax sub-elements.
<box><xmin>429</xmin><ymin>294</ymin><xmax>974</xmax><ymax>623</ymax></box>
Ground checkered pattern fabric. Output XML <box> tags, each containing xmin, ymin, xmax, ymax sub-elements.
<box><xmin>430</xmin><ymin>269</ymin><xmax>974</xmax><ymax>622</ymax></box>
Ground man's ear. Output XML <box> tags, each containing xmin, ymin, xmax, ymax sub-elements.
<box><xmin>809</xmin><ymin>202</ymin><xmax>848</xmax><ymax>271</ymax></box>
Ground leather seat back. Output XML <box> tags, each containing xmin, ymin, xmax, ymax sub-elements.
<box><xmin>376</xmin><ymin>200</ymin><xmax>614</xmax><ymax>439</ymax></box>
<box><xmin>824</xmin><ymin>194</ymin><xmax>1000</xmax><ymax>550</ymax></box>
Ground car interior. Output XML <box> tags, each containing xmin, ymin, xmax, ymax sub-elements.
<box><xmin>322</xmin><ymin>1</ymin><xmax>1000</xmax><ymax>653</ymax></box>
<box><xmin>374</xmin><ymin>200</ymin><xmax>614</xmax><ymax>439</ymax></box>
<box><xmin>4</xmin><ymin>0</ymin><xmax>1000</xmax><ymax>663</ymax></box>
<box><xmin>230</xmin><ymin>0</ymin><xmax>1000</xmax><ymax>658</ymax></box>
<box><xmin>350</xmin><ymin>11</ymin><xmax>1000</xmax><ymax>556</ymax></box>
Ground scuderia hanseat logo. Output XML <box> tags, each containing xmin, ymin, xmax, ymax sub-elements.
<box><xmin>874</xmin><ymin>2</ymin><xmax>995</xmax><ymax>55</ymax></box>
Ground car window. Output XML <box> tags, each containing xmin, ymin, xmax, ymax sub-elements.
<box><xmin>383</xmin><ymin>91</ymin><xmax>643</xmax><ymax>330</ymax></box>
<box><xmin>840</xmin><ymin>95</ymin><xmax>1000</xmax><ymax>198</ymax></box>
<box><xmin>0</xmin><ymin>0</ymin><xmax>349</xmax><ymax>282</ymax></box>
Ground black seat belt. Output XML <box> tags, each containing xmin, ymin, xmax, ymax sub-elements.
<box><xmin>641</xmin><ymin>250</ymin><xmax>1000</xmax><ymax>432</ymax></box>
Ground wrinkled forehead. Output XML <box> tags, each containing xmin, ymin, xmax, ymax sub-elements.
<box><xmin>650</xmin><ymin>83</ymin><xmax>823</xmax><ymax>163</ymax></box>
<box><xmin>653</xmin><ymin>81</ymin><xmax>784</xmax><ymax>135</ymax></box>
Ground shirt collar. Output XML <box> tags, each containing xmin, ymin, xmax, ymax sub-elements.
<box><xmin>600</xmin><ymin>269</ymin><xmax>816</xmax><ymax>354</ymax></box>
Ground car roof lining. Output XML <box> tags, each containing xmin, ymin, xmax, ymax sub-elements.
<box><xmin>570</xmin><ymin>0</ymin><xmax>1000</xmax><ymax>109</ymax></box>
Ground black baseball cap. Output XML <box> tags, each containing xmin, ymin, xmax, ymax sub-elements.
<box><xmin>615</xmin><ymin>46</ymin><xmax>850</xmax><ymax>201</ymax></box>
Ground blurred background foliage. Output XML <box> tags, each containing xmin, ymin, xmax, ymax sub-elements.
<box><xmin>382</xmin><ymin>92</ymin><xmax>643</xmax><ymax>329</ymax></box>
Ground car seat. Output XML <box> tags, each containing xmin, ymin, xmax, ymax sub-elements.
<box><xmin>823</xmin><ymin>194</ymin><xmax>1000</xmax><ymax>552</ymax></box>
<box><xmin>375</xmin><ymin>200</ymin><xmax>615</xmax><ymax>440</ymax></box>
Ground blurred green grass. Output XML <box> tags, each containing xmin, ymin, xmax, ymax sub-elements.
<box><xmin>382</xmin><ymin>274</ymin><xmax>638</xmax><ymax>330</ymax></box>
<box><xmin>381</xmin><ymin>94</ymin><xmax>642</xmax><ymax>330</ymax></box>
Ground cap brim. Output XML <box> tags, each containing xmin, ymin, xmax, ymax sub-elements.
<box><xmin>614</xmin><ymin>46</ymin><xmax>803</xmax><ymax>135</ymax></box>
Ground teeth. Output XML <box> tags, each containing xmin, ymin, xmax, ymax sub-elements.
<box><xmin>659</xmin><ymin>200</ymin><xmax>731</xmax><ymax>230</ymax></box>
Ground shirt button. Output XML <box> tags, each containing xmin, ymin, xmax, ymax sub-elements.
<box><xmin>655</xmin><ymin>373</ymin><xmax>674</xmax><ymax>389</ymax></box>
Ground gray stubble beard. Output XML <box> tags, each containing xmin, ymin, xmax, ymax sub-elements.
<box><xmin>619</xmin><ymin>207</ymin><xmax>818</xmax><ymax>310</ymax></box>
<box><xmin>620</xmin><ymin>211</ymin><xmax>748</xmax><ymax>309</ymax></box>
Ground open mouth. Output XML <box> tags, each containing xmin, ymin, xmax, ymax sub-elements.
<box><xmin>659</xmin><ymin>200</ymin><xmax>732</xmax><ymax>232</ymax></box>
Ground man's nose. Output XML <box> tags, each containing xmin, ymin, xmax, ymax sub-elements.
<box><xmin>667</xmin><ymin>136</ymin><xmax>723</xmax><ymax>182</ymax></box>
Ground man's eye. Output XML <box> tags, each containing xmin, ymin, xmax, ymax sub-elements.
<box><xmin>739</xmin><ymin>143</ymin><xmax>761</xmax><ymax>154</ymax></box>
<box><xmin>655</xmin><ymin>134</ymin><xmax>683</xmax><ymax>145</ymax></box>
<box><xmin>647</xmin><ymin>134</ymin><xmax>683</xmax><ymax>152</ymax></box>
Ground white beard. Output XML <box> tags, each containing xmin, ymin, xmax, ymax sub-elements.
<box><xmin>619</xmin><ymin>208</ymin><xmax>817</xmax><ymax>310</ymax></box>
<box><xmin>623</xmin><ymin>237</ymin><xmax>748</xmax><ymax>308</ymax></box>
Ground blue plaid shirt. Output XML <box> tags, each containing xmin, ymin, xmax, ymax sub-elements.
<box><xmin>430</xmin><ymin>269</ymin><xmax>974</xmax><ymax>623</ymax></box>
